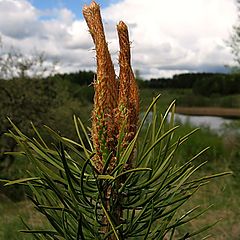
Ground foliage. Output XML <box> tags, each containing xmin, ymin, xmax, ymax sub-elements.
<box><xmin>192</xmin><ymin>74</ymin><xmax>240</xmax><ymax>96</ymax></box>
<box><xmin>0</xmin><ymin>76</ymin><xmax>92</xmax><ymax>193</ymax></box>
<box><xmin>3</xmin><ymin>97</ymin><xmax>229</xmax><ymax>239</ymax></box>
<box><xmin>1</xmin><ymin>116</ymin><xmax>239</xmax><ymax>239</ymax></box>
<box><xmin>54</xmin><ymin>70</ymin><xmax>95</xmax><ymax>86</ymax></box>
<box><xmin>140</xmin><ymin>72</ymin><xmax>240</xmax><ymax>97</ymax></box>
<box><xmin>140</xmin><ymin>88</ymin><xmax>240</xmax><ymax>110</ymax></box>
<box><xmin>145</xmin><ymin>73</ymin><xmax>225</xmax><ymax>89</ymax></box>
<box><xmin>0</xmin><ymin>78</ymin><xmax>61</xmax><ymax>175</ymax></box>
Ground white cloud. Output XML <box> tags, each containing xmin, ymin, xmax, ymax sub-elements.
<box><xmin>102</xmin><ymin>0</ymin><xmax>237</xmax><ymax>78</ymax></box>
<box><xmin>0</xmin><ymin>0</ymin><xmax>94</xmax><ymax>72</ymax></box>
<box><xmin>0</xmin><ymin>0</ymin><xmax>238</xmax><ymax>78</ymax></box>
<box><xmin>0</xmin><ymin>0</ymin><xmax>39</xmax><ymax>39</ymax></box>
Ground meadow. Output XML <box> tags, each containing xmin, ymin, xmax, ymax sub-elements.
<box><xmin>0</xmin><ymin>87</ymin><xmax>240</xmax><ymax>239</ymax></box>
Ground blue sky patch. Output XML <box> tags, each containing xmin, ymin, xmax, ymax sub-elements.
<box><xmin>31</xmin><ymin>0</ymin><xmax>120</xmax><ymax>18</ymax></box>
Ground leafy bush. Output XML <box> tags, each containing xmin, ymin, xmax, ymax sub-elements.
<box><xmin>0</xmin><ymin>76</ymin><xmax>93</xmax><ymax>201</ymax></box>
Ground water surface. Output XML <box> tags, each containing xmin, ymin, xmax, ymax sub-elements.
<box><xmin>175</xmin><ymin>113</ymin><xmax>232</xmax><ymax>131</ymax></box>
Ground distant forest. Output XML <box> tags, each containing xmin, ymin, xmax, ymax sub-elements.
<box><xmin>53</xmin><ymin>70</ymin><xmax>240</xmax><ymax>96</ymax></box>
<box><xmin>142</xmin><ymin>72</ymin><xmax>240</xmax><ymax>96</ymax></box>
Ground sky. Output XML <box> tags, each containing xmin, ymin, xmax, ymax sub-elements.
<box><xmin>0</xmin><ymin>0</ymin><xmax>238</xmax><ymax>79</ymax></box>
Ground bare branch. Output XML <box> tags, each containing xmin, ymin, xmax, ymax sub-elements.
<box><xmin>0</xmin><ymin>38</ymin><xmax>58</xmax><ymax>79</ymax></box>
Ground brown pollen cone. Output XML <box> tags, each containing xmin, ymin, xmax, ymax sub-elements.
<box><xmin>83</xmin><ymin>1</ymin><xmax>118</xmax><ymax>173</ymax></box>
<box><xmin>82</xmin><ymin>3</ymin><xmax>140</xmax><ymax>238</ymax></box>
<box><xmin>117</xmin><ymin>21</ymin><xmax>139</xmax><ymax>154</ymax></box>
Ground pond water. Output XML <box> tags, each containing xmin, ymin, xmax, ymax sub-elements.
<box><xmin>143</xmin><ymin>112</ymin><xmax>237</xmax><ymax>135</ymax></box>
<box><xmin>174</xmin><ymin>113</ymin><xmax>233</xmax><ymax>133</ymax></box>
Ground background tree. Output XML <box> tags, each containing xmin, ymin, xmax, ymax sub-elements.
<box><xmin>0</xmin><ymin>36</ymin><xmax>57</xmax><ymax>79</ymax></box>
<box><xmin>228</xmin><ymin>0</ymin><xmax>240</xmax><ymax>72</ymax></box>
<box><xmin>0</xmin><ymin>75</ymin><xmax>95</xmax><ymax>200</ymax></box>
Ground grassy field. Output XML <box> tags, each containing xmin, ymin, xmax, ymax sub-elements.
<box><xmin>0</xmin><ymin>195</ymin><xmax>45</xmax><ymax>240</ymax></box>
<box><xmin>177</xmin><ymin>175</ymin><xmax>240</xmax><ymax>239</ymax></box>
<box><xmin>0</xmin><ymin>87</ymin><xmax>240</xmax><ymax>239</ymax></box>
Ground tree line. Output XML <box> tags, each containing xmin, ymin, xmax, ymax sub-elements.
<box><xmin>144</xmin><ymin>72</ymin><xmax>240</xmax><ymax>96</ymax></box>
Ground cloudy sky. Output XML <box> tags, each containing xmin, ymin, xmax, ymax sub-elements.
<box><xmin>0</xmin><ymin>0</ymin><xmax>238</xmax><ymax>79</ymax></box>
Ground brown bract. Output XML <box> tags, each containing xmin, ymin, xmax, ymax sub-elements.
<box><xmin>83</xmin><ymin>1</ymin><xmax>139</xmax><ymax>173</ymax></box>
